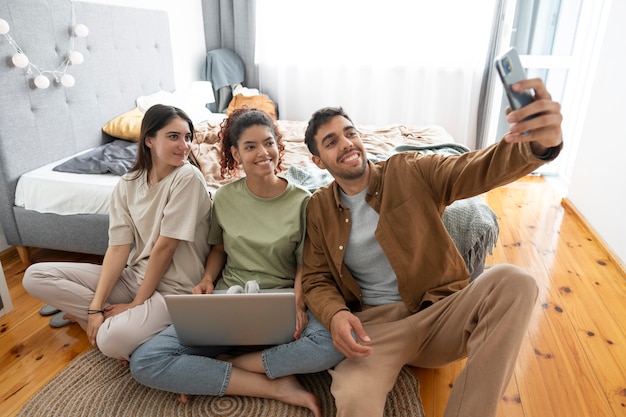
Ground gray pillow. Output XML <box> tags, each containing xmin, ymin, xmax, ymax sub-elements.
<box><xmin>53</xmin><ymin>140</ymin><xmax>138</xmax><ymax>176</ymax></box>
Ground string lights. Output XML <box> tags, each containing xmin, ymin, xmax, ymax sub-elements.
<box><xmin>0</xmin><ymin>1</ymin><xmax>88</xmax><ymax>89</ymax></box>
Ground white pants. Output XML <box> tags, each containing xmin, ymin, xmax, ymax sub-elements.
<box><xmin>23</xmin><ymin>262</ymin><xmax>172</xmax><ymax>360</ymax></box>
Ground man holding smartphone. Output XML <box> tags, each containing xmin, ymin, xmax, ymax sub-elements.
<box><xmin>302</xmin><ymin>78</ymin><xmax>562</xmax><ymax>417</ymax></box>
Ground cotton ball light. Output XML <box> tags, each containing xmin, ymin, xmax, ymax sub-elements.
<box><xmin>12</xmin><ymin>52</ymin><xmax>29</xmax><ymax>68</ymax></box>
<box><xmin>69</xmin><ymin>50</ymin><xmax>84</xmax><ymax>65</ymax></box>
<box><xmin>0</xmin><ymin>18</ymin><xmax>10</xmax><ymax>35</ymax></box>
<box><xmin>73</xmin><ymin>23</ymin><xmax>89</xmax><ymax>37</ymax></box>
<box><xmin>34</xmin><ymin>74</ymin><xmax>50</xmax><ymax>89</ymax></box>
<box><xmin>61</xmin><ymin>73</ymin><xmax>75</xmax><ymax>87</ymax></box>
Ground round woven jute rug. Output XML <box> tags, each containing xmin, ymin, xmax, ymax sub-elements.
<box><xmin>19</xmin><ymin>349</ymin><xmax>425</xmax><ymax>417</ymax></box>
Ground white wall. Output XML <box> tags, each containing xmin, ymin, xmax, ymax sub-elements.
<box><xmin>81</xmin><ymin>0</ymin><xmax>207</xmax><ymax>90</ymax></box>
<box><xmin>566</xmin><ymin>0</ymin><xmax>626</xmax><ymax>268</ymax></box>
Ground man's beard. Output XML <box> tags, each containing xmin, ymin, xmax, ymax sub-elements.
<box><xmin>327</xmin><ymin>155</ymin><xmax>367</xmax><ymax>181</ymax></box>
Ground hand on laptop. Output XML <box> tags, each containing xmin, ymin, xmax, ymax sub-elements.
<box><xmin>193</xmin><ymin>279</ymin><xmax>214</xmax><ymax>294</ymax></box>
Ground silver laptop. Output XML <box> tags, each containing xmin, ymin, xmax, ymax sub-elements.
<box><xmin>164</xmin><ymin>289</ymin><xmax>296</xmax><ymax>346</ymax></box>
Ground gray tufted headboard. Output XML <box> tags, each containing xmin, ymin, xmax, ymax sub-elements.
<box><xmin>0</xmin><ymin>0</ymin><xmax>175</xmax><ymax>260</ymax></box>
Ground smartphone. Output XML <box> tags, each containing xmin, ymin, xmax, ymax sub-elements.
<box><xmin>494</xmin><ymin>47</ymin><xmax>534</xmax><ymax>110</ymax></box>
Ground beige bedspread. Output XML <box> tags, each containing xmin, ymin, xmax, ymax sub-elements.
<box><xmin>192</xmin><ymin>118</ymin><xmax>456</xmax><ymax>189</ymax></box>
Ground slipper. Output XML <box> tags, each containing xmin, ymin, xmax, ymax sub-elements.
<box><xmin>49</xmin><ymin>311</ymin><xmax>72</xmax><ymax>328</ymax></box>
<box><xmin>39</xmin><ymin>304</ymin><xmax>61</xmax><ymax>316</ymax></box>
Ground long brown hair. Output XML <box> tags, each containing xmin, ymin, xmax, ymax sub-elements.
<box><xmin>128</xmin><ymin>104</ymin><xmax>200</xmax><ymax>179</ymax></box>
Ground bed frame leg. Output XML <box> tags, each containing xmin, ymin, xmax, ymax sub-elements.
<box><xmin>16</xmin><ymin>246</ymin><xmax>31</xmax><ymax>266</ymax></box>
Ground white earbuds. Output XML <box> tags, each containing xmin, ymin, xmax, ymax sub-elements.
<box><xmin>226</xmin><ymin>280</ymin><xmax>261</xmax><ymax>294</ymax></box>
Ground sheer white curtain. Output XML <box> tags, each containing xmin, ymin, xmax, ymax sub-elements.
<box><xmin>256</xmin><ymin>0</ymin><xmax>497</xmax><ymax>148</ymax></box>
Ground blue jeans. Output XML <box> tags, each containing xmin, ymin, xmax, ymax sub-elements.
<box><xmin>130</xmin><ymin>310</ymin><xmax>344</xmax><ymax>396</ymax></box>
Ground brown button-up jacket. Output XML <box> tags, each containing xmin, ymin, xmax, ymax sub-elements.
<box><xmin>302</xmin><ymin>139</ymin><xmax>559</xmax><ymax>329</ymax></box>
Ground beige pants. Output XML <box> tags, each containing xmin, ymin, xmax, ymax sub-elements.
<box><xmin>329</xmin><ymin>264</ymin><xmax>538</xmax><ymax>417</ymax></box>
<box><xmin>23</xmin><ymin>262</ymin><xmax>171</xmax><ymax>361</ymax></box>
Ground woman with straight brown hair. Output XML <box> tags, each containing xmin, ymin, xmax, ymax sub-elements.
<box><xmin>24</xmin><ymin>104</ymin><xmax>212</xmax><ymax>361</ymax></box>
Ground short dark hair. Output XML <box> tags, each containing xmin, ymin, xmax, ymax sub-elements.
<box><xmin>304</xmin><ymin>106</ymin><xmax>353</xmax><ymax>156</ymax></box>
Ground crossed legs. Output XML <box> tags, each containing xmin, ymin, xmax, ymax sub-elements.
<box><xmin>131</xmin><ymin>311</ymin><xmax>344</xmax><ymax>417</ymax></box>
<box><xmin>23</xmin><ymin>262</ymin><xmax>172</xmax><ymax>360</ymax></box>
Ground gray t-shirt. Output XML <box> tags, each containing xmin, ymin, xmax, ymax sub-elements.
<box><xmin>340</xmin><ymin>188</ymin><xmax>402</xmax><ymax>305</ymax></box>
<box><xmin>109</xmin><ymin>162</ymin><xmax>212</xmax><ymax>295</ymax></box>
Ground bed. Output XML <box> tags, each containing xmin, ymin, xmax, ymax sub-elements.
<box><xmin>0</xmin><ymin>0</ymin><xmax>498</xmax><ymax>281</ymax></box>
<box><xmin>0</xmin><ymin>0</ymin><xmax>175</xmax><ymax>263</ymax></box>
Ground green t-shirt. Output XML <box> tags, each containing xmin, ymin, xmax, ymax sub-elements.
<box><xmin>208</xmin><ymin>177</ymin><xmax>310</xmax><ymax>290</ymax></box>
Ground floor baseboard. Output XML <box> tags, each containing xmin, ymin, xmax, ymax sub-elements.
<box><xmin>561</xmin><ymin>197</ymin><xmax>626</xmax><ymax>280</ymax></box>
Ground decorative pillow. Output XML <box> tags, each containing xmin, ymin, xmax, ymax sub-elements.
<box><xmin>136</xmin><ymin>91</ymin><xmax>174</xmax><ymax>113</ymax></box>
<box><xmin>102</xmin><ymin>107</ymin><xmax>144</xmax><ymax>142</ymax></box>
<box><xmin>136</xmin><ymin>90</ymin><xmax>214</xmax><ymax>123</ymax></box>
<box><xmin>227</xmin><ymin>93</ymin><xmax>277</xmax><ymax>120</ymax></box>
<box><xmin>53</xmin><ymin>140</ymin><xmax>138</xmax><ymax>175</ymax></box>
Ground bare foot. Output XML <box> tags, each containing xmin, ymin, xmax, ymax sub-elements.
<box><xmin>215</xmin><ymin>352</ymin><xmax>236</xmax><ymax>361</ymax></box>
<box><xmin>116</xmin><ymin>358</ymin><xmax>129</xmax><ymax>367</ymax></box>
<box><xmin>179</xmin><ymin>393</ymin><xmax>188</xmax><ymax>403</ymax></box>
<box><xmin>273</xmin><ymin>375</ymin><xmax>321</xmax><ymax>417</ymax></box>
<box><xmin>62</xmin><ymin>313</ymin><xmax>78</xmax><ymax>323</ymax></box>
<box><xmin>61</xmin><ymin>312</ymin><xmax>89</xmax><ymax>334</ymax></box>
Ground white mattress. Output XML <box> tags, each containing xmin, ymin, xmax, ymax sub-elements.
<box><xmin>15</xmin><ymin>151</ymin><xmax>121</xmax><ymax>216</ymax></box>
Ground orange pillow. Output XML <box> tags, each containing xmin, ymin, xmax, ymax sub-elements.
<box><xmin>227</xmin><ymin>94</ymin><xmax>277</xmax><ymax>120</ymax></box>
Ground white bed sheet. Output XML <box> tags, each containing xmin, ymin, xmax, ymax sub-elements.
<box><xmin>15</xmin><ymin>150</ymin><xmax>120</xmax><ymax>216</ymax></box>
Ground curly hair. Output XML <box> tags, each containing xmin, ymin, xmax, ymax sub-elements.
<box><xmin>218</xmin><ymin>108</ymin><xmax>285</xmax><ymax>178</ymax></box>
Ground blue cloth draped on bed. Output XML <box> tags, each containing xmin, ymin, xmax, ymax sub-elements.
<box><xmin>202</xmin><ymin>48</ymin><xmax>245</xmax><ymax>113</ymax></box>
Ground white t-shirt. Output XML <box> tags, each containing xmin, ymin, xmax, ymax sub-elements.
<box><xmin>108</xmin><ymin>162</ymin><xmax>212</xmax><ymax>295</ymax></box>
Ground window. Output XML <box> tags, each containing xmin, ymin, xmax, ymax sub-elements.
<box><xmin>256</xmin><ymin>0</ymin><xmax>498</xmax><ymax>149</ymax></box>
<box><xmin>485</xmin><ymin>0</ymin><xmax>606</xmax><ymax>190</ymax></box>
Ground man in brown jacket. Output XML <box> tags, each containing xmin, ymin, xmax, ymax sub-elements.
<box><xmin>302</xmin><ymin>78</ymin><xmax>563</xmax><ymax>417</ymax></box>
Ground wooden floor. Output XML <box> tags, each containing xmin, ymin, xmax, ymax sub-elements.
<box><xmin>1</xmin><ymin>176</ymin><xmax>625</xmax><ymax>417</ymax></box>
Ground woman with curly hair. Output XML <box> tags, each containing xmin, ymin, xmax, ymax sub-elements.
<box><xmin>130</xmin><ymin>108</ymin><xmax>343</xmax><ymax>417</ymax></box>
